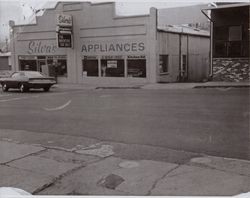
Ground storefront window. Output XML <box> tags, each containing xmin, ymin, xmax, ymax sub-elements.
<box><xmin>214</xmin><ymin>25</ymin><xmax>245</xmax><ymax>57</ymax></box>
<box><xmin>57</xmin><ymin>59</ymin><xmax>67</xmax><ymax>76</ymax></box>
<box><xmin>19</xmin><ymin>59</ymin><xmax>37</xmax><ymax>71</ymax></box>
<box><xmin>19</xmin><ymin>55</ymin><xmax>67</xmax><ymax>77</ymax></box>
<box><xmin>82</xmin><ymin>58</ymin><xmax>98</xmax><ymax>77</ymax></box>
<box><xmin>101</xmin><ymin>59</ymin><xmax>124</xmax><ymax>77</ymax></box>
<box><xmin>127</xmin><ymin>59</ymin><xmax>146</xmax><ymax>78</ymax></box>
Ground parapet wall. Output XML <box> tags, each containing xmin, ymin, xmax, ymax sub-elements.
<box><xmin>213</xmin><ymin>58</ymin><xmax>249</xmax><ymax>82</ymax></box>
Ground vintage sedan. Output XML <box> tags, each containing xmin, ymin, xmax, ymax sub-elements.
<box><xmin>0</xmin><ymin>71</ymin><xmax>56</xmax><ymax>92</ymax></box>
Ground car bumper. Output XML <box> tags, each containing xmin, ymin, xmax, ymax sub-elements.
<box><xmin>27</xmin><ymin>83</ymin><xmax>55</xmax><ymax>89</ymax></box>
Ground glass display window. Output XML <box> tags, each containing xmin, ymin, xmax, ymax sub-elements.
<box><xmin>101</xmin><ymin>59</ymin><xmax>124</xmax><ymax>77</ymax></box>
<box><xmin>82</xmin><ymin>58</ymin><xmax>99</xmax><ymax>77</ymax></box>
<box><xmin>19</xmin><ymin>55</ymin><xmax>67</xmax><ymax>77</ymax></box>
<box><xmin>127</xmin><ymin>59</ymin><xmax>146</xmax><ymax>78</ymax></box>
<box><xmin>19</xmin><ymin>59</ymin><xmax>38</xmax><ymax>71</ymax></box>
<box><xmin>57</xmin><ymin>59</ymin><xmax>67</xmax><ymax>76</ymax></box>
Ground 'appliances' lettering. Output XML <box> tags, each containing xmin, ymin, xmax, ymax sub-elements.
<box><xmin>81</xmin><ymin>42</ymin><xmax>145</xmax><ymax>53</ymax></box>
<box><xmin>28</xmin><ymin>41</ymin><xmax>57</xmax><ymax>54</ymax></box>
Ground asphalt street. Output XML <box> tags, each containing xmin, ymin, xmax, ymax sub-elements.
<box><xmin>0</xmin><ymin>87</ymin><xmax>249</xmax><ymax>160</ymax></box>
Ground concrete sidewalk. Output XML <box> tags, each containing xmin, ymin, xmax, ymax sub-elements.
<box><xmin>1</xmin><ymin>129</ymin><xmax>250</xmax><ymax>196</ymax></box>
<box><xmin>142</xmin><ymin>81</ymin><xmax>250</xmax><ymax>89</ymax></box>
<box><xmin>52</xmin><ymin>81</ymin><xmax>250</xmax><ymax>90</ymax></box>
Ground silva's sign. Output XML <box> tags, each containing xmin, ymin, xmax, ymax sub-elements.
<box><xmin>56</xmin><ymin>14</ymin><xmax>72</xmax><ymax>27</ymax></box>
<box><xmin>56</xmin><ymin>14</ymin><xmax>73</xmax><ymax>48</ymax></box>
<box><xmin>27</xmin><ymin>41</ymin><xmax>57</xmax><ymax>54</ymax></box>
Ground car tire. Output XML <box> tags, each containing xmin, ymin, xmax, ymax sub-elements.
<box><xmin>20</xmin><ymin>84</ymin><xmax>28</xmax><ymax>93</ymax></box>
<box><xmin>43</xmin><ymin>87</ymin><xmax>50</xmax><ymax>92</ymax></box>
<box><xmin>2</xmin><ymin>83</ymin><xmax>9</xmax><ymax>92</ymax></box>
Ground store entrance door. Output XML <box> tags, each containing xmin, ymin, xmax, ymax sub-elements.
<box><xmin>37</xmin><ymin>60</ymin><xmax>47</xmax><ymax>74</ymax></box>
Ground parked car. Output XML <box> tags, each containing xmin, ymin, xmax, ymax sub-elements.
<box><xmin>0</xmin><ymin>71</ymin><xmax>56</xmax><ymax>92</ymax></box>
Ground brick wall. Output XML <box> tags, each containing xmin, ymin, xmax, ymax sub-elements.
<box><xmin>213</xmin><ymin>58</ymin><xmax>249</xmax><ymax>82</ymax></box>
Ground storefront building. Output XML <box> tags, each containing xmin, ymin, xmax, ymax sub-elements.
<box><xmin>9</xmin><ymin>2</ymin><xmax>210</xmax><ymax>84</ymax></box>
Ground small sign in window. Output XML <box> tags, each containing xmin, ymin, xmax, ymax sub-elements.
<box><xmin>107</xmin><ymin>60</ymin><xmax>118</xmax><ymax>68</ymax></box>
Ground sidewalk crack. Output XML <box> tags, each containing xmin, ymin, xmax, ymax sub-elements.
<box><xmin>0</xmin><ymin>148</ymin><xmax>47</xmax><ymax>165</ymax></box>
<box><xmin>33</xmin><ymin>156</ymin><xmax>108</xmax><ymax>195</ymax></box>
<box><xmin>146</xmin><ymin>164</ymin><xmax>181</xmax><ymax>195</ymax></box>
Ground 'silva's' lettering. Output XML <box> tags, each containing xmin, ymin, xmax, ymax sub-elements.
<box><xmin>28</xmin><ymin>41</ymin><xmax>57</xmax><ymax>54</ymax></box>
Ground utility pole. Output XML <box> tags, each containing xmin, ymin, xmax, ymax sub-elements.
<box><xmin>5</xmin><ymin>37</ymin><xmax>8</xmax><ymax>52</ymax></box>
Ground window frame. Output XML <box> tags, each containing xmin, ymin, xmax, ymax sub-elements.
<box><xmin>159</xmin><ymin>54</ymin><xmax>169</xmax><ymax>74</ymax></box>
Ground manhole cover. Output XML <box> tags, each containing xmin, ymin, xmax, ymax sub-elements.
<box><xmin>99</xmin><ymin>174</ymin><xmax>124</xmax><ymax>190</ymax></box>
<box><xmin>119</xmin><ymin>161</ymin><xmax>139</xmax><ymax>168</ymax></box>
<box><xmin>190</xmin><ymin>157</ymin><xmax>212</xmax><ymax>164</ymax></box>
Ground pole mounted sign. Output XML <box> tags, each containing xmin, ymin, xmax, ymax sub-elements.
<box><xmin>57</xmin><ymin>14</ymin><xmax>73</xmax><ymax>27</ymax></box>
<box><xmin>56</xmin><ymin>14</ymin><xmax>73</xmax><ymax>48</ymax></box>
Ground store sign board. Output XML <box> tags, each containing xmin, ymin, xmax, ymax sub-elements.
<box><xmin>127</xmin><ymin>55</ymin><xmax>146</xmax><ymax>59</ymax></box>
<box><xmin>83</xmin><ymin>56</ymin><xmax>98</xmax><ymax>60</ymax></box>
<box><xmin>57</xmin><ymin>34</ymin><xmax>72</xmax><ymax>48</ymax></box>
<box><xmin>56</xmin><ymin>14</ymin><xmax>73</xmax><ymax>48</ymax></box>
<box><xmin>16</xmin><ymin>40</ymin><xmax>66</xmax><ymax>55</ymax></box>
<box><xmin>102</xmin><ymin>55</ymin><xmax>123</xmax><ymax>60</ymax></box>
<box><xmin>81</xmin><ymin>42</ymin><xmax>145</xmax><ymax>53</ymax></box>
<box><xmin>56</xmin><ymin>14</ymin><xmax>72</xmax><ymax>27</ymax></box>
<box><xmin>107</xmin><ymin>60</ymin><xmax>117</xmax><ymax>68</ymax></box>
<box><xmin>27</xmin><ymin>41</ymin><xmax>57</xmax><ymax>54</ymax></box>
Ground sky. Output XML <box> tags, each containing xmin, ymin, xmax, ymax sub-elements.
<box><xmin>0</xmin><ymin>0</ymin><xmax>249</xmax><ymax>45</ymax></box>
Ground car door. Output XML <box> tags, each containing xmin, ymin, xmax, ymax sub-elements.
<box><xmin>5</xmin><ymin>72</ymin><xmax>17</xmax><ymax>88</ymax></box>
<box><xmin>8</xmin><ymin>72</ymin><xmax>22</xmax><ymax>88</ymax></box>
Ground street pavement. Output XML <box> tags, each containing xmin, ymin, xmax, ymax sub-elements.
<box><xmin>1</xmin><ymin>131</ymin><xmax>250</xmax><ymax>196</ymax></box>
<box><xmin>0</xmin><ymin>87</ymin><xmax>249</xmax><ymax>160</ymax></box>
<box><xmin>0</xmin><ymin>82</ymin><xmax>249</xmax><ymax>195</ymax></box>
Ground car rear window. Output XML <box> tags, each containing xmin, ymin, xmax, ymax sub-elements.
<box><xmin>24</xmin><ymin>72</ymin><xmax>44</xmax><ymax>78</ymax></box>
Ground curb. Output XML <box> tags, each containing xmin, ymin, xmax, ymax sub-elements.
<box><xmin>193</xmin><ymin>85</ymin><xmax>250</xmax><ymax>89</ymax></box>
<box><xmin>95</xmin><ymin>86</ymin><xmax>142</xmax><ymax>89</ymax></box>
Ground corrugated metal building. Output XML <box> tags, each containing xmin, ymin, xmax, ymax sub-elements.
<box><xmin>9</xmin><ymin>2</ymin><xmax>210</xmax><ymax>84</ymax></box>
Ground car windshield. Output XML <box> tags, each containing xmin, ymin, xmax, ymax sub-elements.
<box><xmin>24</xmin><ymin>72</ymin><xmax>44</xmax><ymax>78</ymax></box>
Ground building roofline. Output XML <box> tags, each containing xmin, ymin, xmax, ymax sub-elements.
<box><xmin>157</xmin><ymin>27</ymin><xmax>210</xmax><ymax>37</ymax></box>
<box><xmin>11</xmin><ymin>1</ymin><xmax>149</xmax><ymax>28</ymax></box>
<box><xmin>202</xmin><ymin>3</ymin><xmax>249</xmax><ymax>10</ymax></box>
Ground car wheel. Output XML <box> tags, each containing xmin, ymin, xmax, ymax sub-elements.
<box><xmin>43</xmin><ymin>87</ymin><xmax>50</xmax><ymax>92</ymax></box>
<box><xmin>20</xmin><ymin>84</ymin><xmax>28</xmax><ymax>93</ymax></box>
<box><xmin>2</xmin><ymin>83</ymin><xmax>9</xmax><ymax>92</ymax></box>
